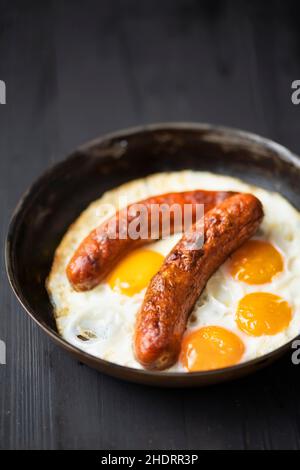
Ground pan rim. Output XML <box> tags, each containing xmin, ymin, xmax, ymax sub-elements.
<box><xmin>5</xmin><ymin>122</ymin><xmax>300</xmax><ymax>384</ymax></box>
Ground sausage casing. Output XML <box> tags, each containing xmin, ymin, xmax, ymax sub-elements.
<box><xmin>67</xmin><ymin>190</ymin><xmax>235</xmax><ymax>291</ymax></box>
<box><xmin>134</xmin><ymin>193</ymin><xmax>264</xmax><ymax>370</ymax></box>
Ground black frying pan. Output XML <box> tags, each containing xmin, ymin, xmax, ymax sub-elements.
<box><xmin>5</xmin><ymin>123</ymin><xmax>300</xmax><ymax>387</ymax></box>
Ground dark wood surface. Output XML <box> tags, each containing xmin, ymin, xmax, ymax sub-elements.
<box><xmin>1</xmin><ymin>0</ymin><xmax>300</xmax><ymax>450</ymax></box>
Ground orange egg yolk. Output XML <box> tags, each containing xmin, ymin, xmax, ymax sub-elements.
<box><xmin>228</xmin><ymin>240</ymin><xmax>283</xmax><ymax>285</ymax></box>
<box><xmin>236</xmin><ymin>292</ymin><xmax>292</xmax><ymax>336</ymax></box>
<box><xmin>180</xmin><ymin>326</ymin><xmax>245</xmax><ymax>372</ymax></box>
<box><xmin>107</xmin><ymin>249</ymin><xmax>164</xmax><ymax>296</ymax></box>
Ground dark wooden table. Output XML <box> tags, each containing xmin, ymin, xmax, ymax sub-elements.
<box><xmin>1</xmin><ymin>0</ymin><xmax>300</xmax><ymax>450</ymax></box>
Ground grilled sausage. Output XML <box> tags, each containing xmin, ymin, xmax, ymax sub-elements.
<box><xmin>134</xmin><ymin>193</ymin><xmax>264</xmax><ymax>370</ymax></box>
<box><xmin>67</xmin><ymin>190</ymin><xmax>235</xmax><ymax>291</ymax></box>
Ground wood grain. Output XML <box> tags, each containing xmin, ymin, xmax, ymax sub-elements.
<box><xmin>0</xmin><ymin>0</ymin><xmax>300</xmax><ymax>449</ymax></box>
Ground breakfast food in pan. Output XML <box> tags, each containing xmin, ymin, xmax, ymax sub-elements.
<box><xmin>47</xmin><ymin>171</ymin><xmax>300</xmax><ymax>372</ymax></box>
<box><xmin>67</xmin><ymin>189</ymin><xmax>235</xmax><ymax>292</ymax></box>
<box><xmin>135</xmin><ymin>194</ymin><xmax>263</xmax><ymax>370</ymax></box>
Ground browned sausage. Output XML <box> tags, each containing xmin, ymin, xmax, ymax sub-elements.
<box><xmin>134</xmin><ymin>193</ymin><xmax>264</xmax><ymax>371</ymax></box>
<box><xmin>67</xmin><ymin>190</ymin><xmax>235</xmax><ymax>291</ymax></box>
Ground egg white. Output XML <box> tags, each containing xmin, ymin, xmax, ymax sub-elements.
<box><xmin>47</xmin><ymin>171</ymin><xmax>300</xmax><ymax>372</ymax></box>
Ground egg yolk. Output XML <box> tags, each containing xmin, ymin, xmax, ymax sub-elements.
<box><xmin>228</xmin><ymin>240</ymin><xmax>283</xmax><ymax>285</ymax></box>
<box><xmin>236</xmin><ymin>292</ymin><xmax>292</xmax><ymax>336</ymax></box>
<box><xmin>107</xmin><ymin>249</ymin><xmax>164</xmax><ymax>296</ymax></box>
<box><xmin>180</xmin><ymin>326</ymin><xmax>245</xmax><ymax>372</ymax></box>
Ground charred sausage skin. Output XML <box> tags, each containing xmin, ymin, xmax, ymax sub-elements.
<box><xmin>67</xmin><ymin>190</ymin><xmax>235</xmax><ymax>291</ymax></box>
<box><xmin>134</xmin><ymin>193</ymin><xmax>264</xmax><ymax>371</ymax></box>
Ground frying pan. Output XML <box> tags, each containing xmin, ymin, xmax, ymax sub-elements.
<box><xmin>5</xmin><ymin>123</ymin><xmax>300</xmax><ymax>387</ymax></box>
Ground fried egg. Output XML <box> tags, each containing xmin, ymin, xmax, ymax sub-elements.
<box><xmin>47</xmin><ymin>171</ymin><xmax>300</xmax><ymax>372</ymax></box>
